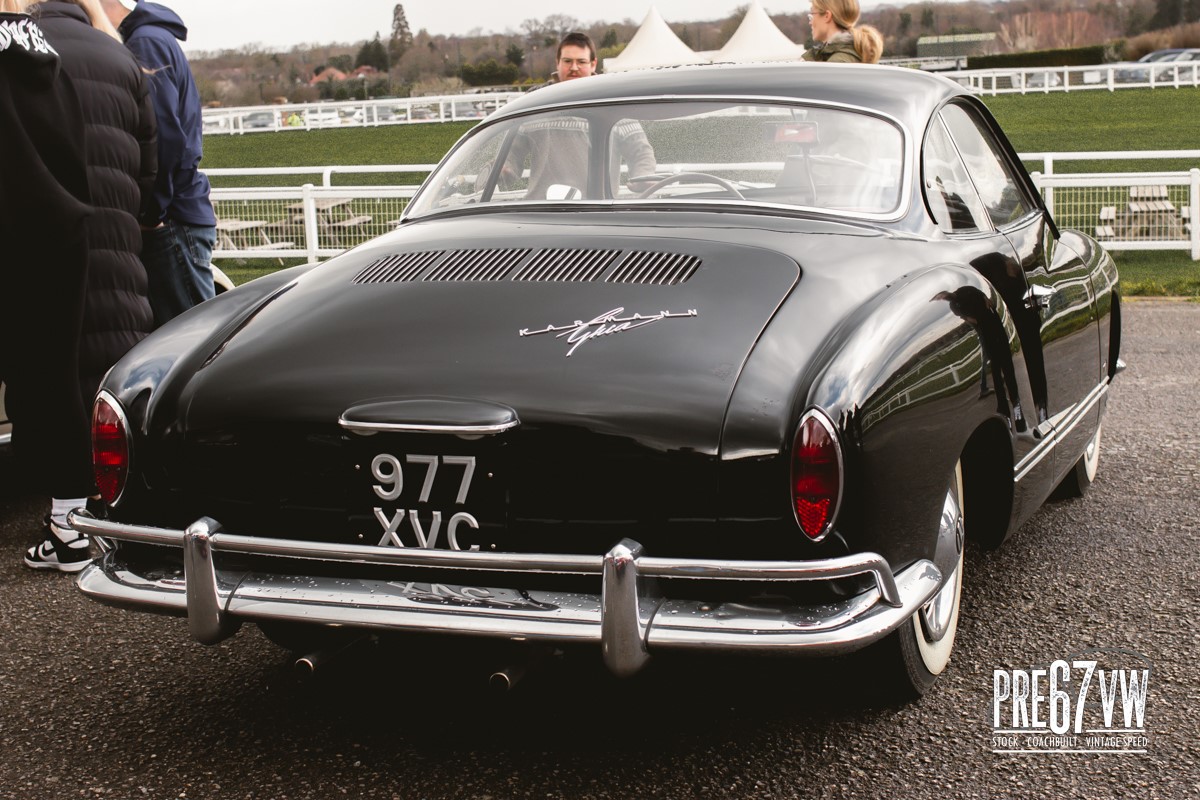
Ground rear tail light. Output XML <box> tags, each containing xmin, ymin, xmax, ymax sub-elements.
<box><xmin>790</xmin><ymin>408</ymin><xmax>842</xmax><ymax>541</ymax></box>
<box><xmin>92</xmin><ymin>391</ymin><xmax>130</xmax><ymax>506</ymax></box>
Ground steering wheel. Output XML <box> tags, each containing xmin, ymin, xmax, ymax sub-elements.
<box><xmin>637</xmin><ymin>172</ymin><xmax>746</xmax><ymax>200</ymax></box>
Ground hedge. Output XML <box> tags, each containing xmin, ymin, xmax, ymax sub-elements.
<box><xmin>968</xmin><ymin>45</ymin><xmax>1111</xmax><ymax>70</ymax></box>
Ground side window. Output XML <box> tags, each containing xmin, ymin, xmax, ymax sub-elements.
<box><xmin>939</xmin><ymin>104</ymin><xmax>1032</xmax><ymax>228</ymax></box>
<box><xmin>923</xmin><ymin>116</ymin><xmax>989</xmax><ymax>233</ymax></box>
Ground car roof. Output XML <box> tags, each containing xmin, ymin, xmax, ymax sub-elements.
<box><xmin>1138</xmin><ymin>48</ymin><xmax>1187</xmax><ymax>61</ymax></box>
<box><xmin>491</xmin><ymin>63</ymin><xmax>967</xmax><ymax>133</ymax></box>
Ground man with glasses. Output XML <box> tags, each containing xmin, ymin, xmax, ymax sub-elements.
<box><xmin>500</xmin><ymin>32</ymin><xmax>655</xmax><ymax>200</ymax></box>
<box><xmin>549</xmin><ymin>31</ymin><xmax>598</xmax><ymax>84</ymax></box>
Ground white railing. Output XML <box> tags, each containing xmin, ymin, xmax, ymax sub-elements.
<box><xmin>205</xmin><ymin>164</ymin><xmax>437</xmax><ymax>187</ymax></box>
<box><xmin>1030</xmin><ymin>169</ymin><xmax>1199</xmax><ymax>259</ymax></box>
<box><xmin>201</xmin><ymin>91</ymin><xmax>522</xmax><ymax>135</ymax></box>
<box><xmin>211</xmin><ymin>185</ymin><xmax>418</xmax><ymax>262</ymax></box>
<box><xmin>207</xmin><ymin>156</ymin><xmax>1200</xmax><ymax>262</ymax></box>
<box><xmin>199</xmin><ymin>63</ymin><xmax>1199</xmax><ymax>137</ymax></box>
<box><xmin>948</xmin><ymin>61</ymin><xmax>1200</xmax><ymax>95</ymax></box>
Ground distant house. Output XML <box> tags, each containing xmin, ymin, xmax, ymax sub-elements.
<box><xmin>309</xmin><ymin>67</ymin><xmax>347</xmax><ymax>85</ymax></box>
<box><xmin>916</xmin><ymin>33</ymin><xmax>999</xmax><ymax>59</ymax></box>
<box><xmin>309</xmin><ymin>65</ymin><xmax>379</xmax><ymax>86</ymax></box>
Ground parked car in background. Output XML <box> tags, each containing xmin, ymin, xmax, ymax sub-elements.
<box><xmin>304</xmin><ymin>107</ymin><xmax>341</xmax><ymax>128</ymax></box>
<box><xmin>241</xmin><ymin>111</ymin><xmax>277</xmax><ymax>130</ymax></box>
<box><xmin>351</xmin><ymin>105</ymin><xmax>397</xmax><ymax>124</ymax></box>
<box><xmin>74</xmin><ymin>64</ymin><xmax>1120</xmax><ymax>700</ymax></box>
<box><xmin>451</xmin><ymin>101</ymin><xmax>484</xmax><ymax>119</ymax></box>
<box><xmin>1115</xmin><ymin>48</ymin><xmax>1199</xmax><ymax>82</ymax></box>
<box><xmin>1021</xmin><ymin>69</ymin><xmax>1062</xmax><ymax>89</ymax></box>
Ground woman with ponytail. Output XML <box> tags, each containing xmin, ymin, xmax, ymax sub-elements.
<box><xmin>802</xmin><ymin>0</ymin><xmax>884</xmax><ymax>64</ymax></box>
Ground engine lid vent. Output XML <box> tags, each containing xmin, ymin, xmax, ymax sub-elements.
<box><xmin>424</xmin><ymin>249</ymin><xmax>530</xmax><ymax>282</ymax></box>
<box><xmin>352</xmin><ymin>251</ymin><xmax>445</xmax><ymax>284</ymax></box>
<box><xmin>511</xmin><ymin>249</ymin><xmax>621</xmax><ymax>283</ymax></box>
<box><xmin>607</xmin><ymin>251</ymin><xmax>702</xmax><ymax>286</ymax></box>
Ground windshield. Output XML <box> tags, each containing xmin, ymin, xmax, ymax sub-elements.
<box><xmin>407</xmin><ymin>100</ymin><xmax>906</xmax><ymax>219</ymax></box>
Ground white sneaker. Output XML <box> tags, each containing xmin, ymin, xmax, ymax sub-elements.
<box><xmin>23</xmin><ymin>517</ymin><xmax>92</xmax><ymax>573</ymax></box>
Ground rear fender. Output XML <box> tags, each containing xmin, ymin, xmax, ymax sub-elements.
<box><xmin>806</xmin><ymin>263</ymin><xmax>1018</xmax><ymax>570</ymax></box>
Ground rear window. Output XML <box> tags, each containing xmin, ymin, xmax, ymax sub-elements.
<box><xmin>409</xmin><ymin>100</ymin><xmax>907</xmax><ymax>219</ymax></box>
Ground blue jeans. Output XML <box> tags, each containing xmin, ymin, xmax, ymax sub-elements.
<box><xmin>142</xmin><ymin>220</ymin><xmax>216</xmax><ymax>327</ymax></box>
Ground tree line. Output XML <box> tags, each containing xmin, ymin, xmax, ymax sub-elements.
<box><xmin>187</xmin><ymin>1</ymin><xmax>1200</xmax><ymax>107</ymax></box>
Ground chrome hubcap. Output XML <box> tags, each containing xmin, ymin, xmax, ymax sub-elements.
<box><xmin>920</xmin><ymin>487</ymin><xmax>963</xmax><ymax>643</ymax></box>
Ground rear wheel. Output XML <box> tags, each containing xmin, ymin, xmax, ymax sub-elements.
<box><xmin>1053</xmin><ymin>423</ymin><xmax>1102</xmax><ymax>499</ymax></box>
<box><xmin>869</xmin><ymin>461</ymin><xmax>965</xmax><ymax>700</ymax></box>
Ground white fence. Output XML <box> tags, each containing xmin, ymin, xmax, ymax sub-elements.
<box><xmin>947</xmin><ymin>61</ymin><xmax>1200</xmax><ymax>95</ymax></box>
<box><xmin>201</xmin><ymin>91</ymin><xmax>522</xmax><ymax>135</ymax></box>
<box><xmin>207</xmin><ymin>152</ymin><xmax>1200</xmax><ymax>263</ymax></box>
<box><xmin>199</xmin><ymin>61</ymin><xmax>1200</xmax><ymax>137</ymax></box>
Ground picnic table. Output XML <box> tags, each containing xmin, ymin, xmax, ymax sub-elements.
<box><xmin>1097</xmin><ymin>185</ymin><xmax>1185</xmax><ymax>242</ymax></box>
<box><xmin>216</xmin><ymin>218</ymin><xmax>294</xmax><ymax>251</ymax></box>
<box><xmin>286</xmin><ymin>198</ymin><xmax>373</xmax><ymax>246</ymax></box>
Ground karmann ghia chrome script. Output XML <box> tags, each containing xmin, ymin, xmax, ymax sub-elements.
<box><xmin>519</xmin><ymin>307</ymin><xmax>698</xmax><ymax>357</ymax></box>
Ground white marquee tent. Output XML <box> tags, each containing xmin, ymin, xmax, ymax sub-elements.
<box><xmin>603</xmin><ymin>6</ymin><xmax>710</xmax><ymax>73</ymax></box>
<box><xmin>715</xmin><ymin>0</ymin><xmax>806</xmax><ymax>63</ymax></box>
<box><xmin>604</xmin><ymin>2</ymin><xmax>805</xmax><ymax>73</ymax></box>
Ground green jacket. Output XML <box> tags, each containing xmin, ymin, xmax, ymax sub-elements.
<box><xmin>802</xmin><ymin>32</ymin><xmax>861</xmax><ymax>64</ymax></box>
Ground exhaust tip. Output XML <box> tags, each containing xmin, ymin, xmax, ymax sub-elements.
<box><xmin>489</xmin><ymin>665</ymin><xmax>526</xmax><ymax>693</ymax></box>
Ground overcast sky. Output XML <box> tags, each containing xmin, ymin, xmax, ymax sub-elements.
<box><xmin>160</xmin><ymin>0</ymin><xmax>906</xmax><ymax>53</ymax></box>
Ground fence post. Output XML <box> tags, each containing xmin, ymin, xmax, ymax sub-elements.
<box><xmin>1043</xmin><ymin>159</ymin><xmax>1054</xmax><ymax>218</ymax></box>
<box><xmin>302</xmin><ymin>183</ymin><xmax>320</xmax><ymax>264</ymax></box>
<box><xmin>1190</xmin><ymin>168</ymin><xmax>1199</xmax><ymax>261</ymax></box>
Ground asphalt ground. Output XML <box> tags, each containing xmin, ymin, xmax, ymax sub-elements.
<box><xmin>1</xmin><ymin>298</ymin><xmax>1196</xmax><ymax>799</ymax></box>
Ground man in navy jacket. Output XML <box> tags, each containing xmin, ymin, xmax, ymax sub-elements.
<box><xmin>101</xmin><ymin>0</ymin><xmax>214</xmax><ymax>325</ymax></box>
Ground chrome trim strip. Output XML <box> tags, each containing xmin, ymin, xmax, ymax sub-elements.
<box><xmin>74</xmin><ymin>526</ymin><xmax>942</xmax><ymax>668</ymax></box>
<box><xmin>1013</xmin><ymin>381</ymin><xmax>1108</xmax><ymax>483</ymax></box>
<box><xmin>0</xmin><ymin>432</ymin><xmax>11</xmax><ymax>446</ymax></box>
<box><xmin>68</xmin><ymin>514</ymin><xmax>909</xmax><ymax>603</ymax></box>
<box><xmin>337</xmin><ymin>418</ymin><xmax>520</xmax><ymax>435</ymax></box>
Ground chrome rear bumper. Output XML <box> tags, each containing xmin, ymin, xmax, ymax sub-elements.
<box><xmin>71</xmin><ymin>513</ymin><xmax>941</xmax><ymax>677</ymax></box>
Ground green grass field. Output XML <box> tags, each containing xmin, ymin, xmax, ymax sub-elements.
<box><xmin>204</xmin><ymin>88</ymin><xmax>1200</xmax><ymax>294</ymax></box>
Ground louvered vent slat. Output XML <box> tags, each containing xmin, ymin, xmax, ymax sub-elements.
<box><xmin>356</xmin><ymin>249</ymin><xmax>700</xmax><ymax>285</ymax></box>
<box><xmin>424</xmin><ymin>249</ymin><xmax>530</xmax><ymax>282</ymax></box>
<box><xmin>607</xmin><ymin>251</ymin><xmax>701</xmax><ymax>286</ymax></box>
<box><xmin>511</xmin><ymin>249</ymin><xmax>620</xmax><ymax>282</ymax></box>
<box><xmin>351</xmin><ymin>251</ymin><xmax>445</xmax><ymax>284</ymax></box>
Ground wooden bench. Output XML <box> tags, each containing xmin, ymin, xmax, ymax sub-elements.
<box><xmin>1094</xmin><ymin>225</ymin><xmax>1115</xmax><ymax>240</ymax></box>
<box><xmin>329</xmin><ymin>214</ymin><xmax>373</xmax><ymax>229</ymax></box>
<box><xmin>1129</xmin><ymin>185</ymin><xmax>1169</xmax><ymax>200</ymax></box>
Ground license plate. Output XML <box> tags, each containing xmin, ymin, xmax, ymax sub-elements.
<box><xmin>350</xmin><ymin>440</ymin><xmax>505</xmax><ymax>551</ymax></box>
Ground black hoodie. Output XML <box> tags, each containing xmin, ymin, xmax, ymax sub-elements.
<box><xmin>0</xmin><ymin>12</ymin><xmax>95</xmax><ymax>498</ymax></box>
<box><xmin>0</xmin><ymin>12</ymin><xmax>91</xmax><ymax>249</ymax></box>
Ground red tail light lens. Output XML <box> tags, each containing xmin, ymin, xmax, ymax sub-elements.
<box><xmin>92</xmin><ymin>392</ymin><xmax>130</xmax><ymax>505</ymax></box>
<box><xmin>791</xmin><ymin>409</ymin><xmax>842</xmax><ymax>541</ymax></box>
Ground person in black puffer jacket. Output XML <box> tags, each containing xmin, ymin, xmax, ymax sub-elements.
<box><xmin>32</xmin><ymin>0</ymin><xmax>156</xmax><ymax>406</ymax></box>
<box><xmin>2</xmin><ymin>2</ymin><xmax>96</xmax><ymax>571</ymax></box>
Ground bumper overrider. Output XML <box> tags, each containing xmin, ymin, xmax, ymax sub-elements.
<box><xmin>69</xmin><ymin>513</ymin><xmax>942</xmax><ymax>677</ymax></box>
